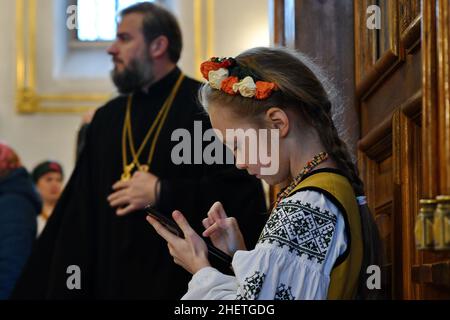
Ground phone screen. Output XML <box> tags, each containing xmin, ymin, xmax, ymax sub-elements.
<box><xmin>145</xmin><ymin>205</ymin><xmax>233</xmax><ymax>269</ymax></box>
<box><xmin>146</xmin><ymin>206</ymin><xmax>183</xmax><ymax>237</ymax></box>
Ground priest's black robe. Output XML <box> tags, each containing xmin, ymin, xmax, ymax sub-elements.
<box><xmin>12</xmin><ymin>68</ymin><xmax>267</xmax><ymax>299</ymax></box>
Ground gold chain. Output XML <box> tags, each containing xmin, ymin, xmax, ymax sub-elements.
<box><xmin>121</xmin><ymin>74</ymin><xmax>185</xmax><ymax>181</ymax></box>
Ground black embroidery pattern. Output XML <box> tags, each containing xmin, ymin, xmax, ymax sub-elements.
<box><xmin>236</xmin><ymin>271</ymin><xmax>266</xmax><ymax>300</ymax></box>
<box><xmin>274</xmin><ymin>284</ymin><xmax>295</xmax><ymax>300</ymax></box>
<box><xmin>258</xmin><ymin>198</ymin><xmax>337</xmax><ymax>264</ymax></box>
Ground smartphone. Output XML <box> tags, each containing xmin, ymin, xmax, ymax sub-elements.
<box><xmin>145</xmin><ymin>205</ymin><xmax>233</xmax><ymax>268</ymax></box>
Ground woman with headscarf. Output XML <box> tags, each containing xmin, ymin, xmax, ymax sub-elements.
<box><xmin>0</xmin><ymin>142</ymin><xmax>41</xmax><ymax>299</ymax></box>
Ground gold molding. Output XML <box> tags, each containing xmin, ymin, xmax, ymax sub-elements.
<box><xmin>206</xmin><ymin>0</ymin><xmax>215</xmax><ymax>59</ymax></box>
<box><xmin>194</xmin><ymin>0</ymin><xmax>203</xmax><ymax>80</ymax></box>
<box><xmin>194</xmin><ymin>0</ymin><xmax>214</xmax><ymax>80</ymax></box>
<box><xmin>15</xmin><ymin>0</ymin><xmax>110</xmax><ymax>114</ymax></box>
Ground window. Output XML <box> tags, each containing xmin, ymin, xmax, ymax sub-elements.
<box><xmin>76</xmin><ymin>0</ymin><xmax>154</xmax><ymax>42</ymax></box>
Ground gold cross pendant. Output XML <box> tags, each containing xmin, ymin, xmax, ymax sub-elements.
<box><xmin>139</xmin><ymin>164</ymin><xmax>149</xmax><ymax>173</ymax></box>
<box><xmin>121</xmin><ymin>163</ymin><xmax>135</xmax><ymax>182</ymax></box>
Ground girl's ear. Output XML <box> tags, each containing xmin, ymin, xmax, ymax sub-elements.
<box><xmin>265</xmin><ymin>107</ymin><xmax>289</xmax><ymax>138</ymax></box>
<box><xmin>148</xmin><ymin>35</ymin><xmax>169</xmax><ymax>59</ymax></box>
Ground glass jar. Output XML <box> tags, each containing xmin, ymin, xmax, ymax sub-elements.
<box><xmin>433</xmin><ymin>195</ymin><xmax>450</xmax><ymax>250</ymax></box>
<box><xmin>415</xmin><ymin>199</ymin><xmax>437</xmax><ymax>250</ymax></box>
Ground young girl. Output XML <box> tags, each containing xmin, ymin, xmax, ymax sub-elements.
<box><xmin>147</xmin><ymin>47</ymin><xmax>380</xmax><ymax>300</ymax></box>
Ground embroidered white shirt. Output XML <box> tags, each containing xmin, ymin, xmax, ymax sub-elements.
<box><xmin>182</xmin><ymin>190</ymin><xmax>348</xmax><ymax>300</ymax></box>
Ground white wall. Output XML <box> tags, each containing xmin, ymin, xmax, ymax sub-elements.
<box><xmin>212</xmin><ymin>0</ymin><xmax>270</xmax><ymax>57</ymax></box>
<box><xmin>0</xmin><ymin>0</ymin><xmax>270</xmax><ymax>180</ymax></box>
<box><xmin>167</xmin><ymin>0</ymin><xmax>270</xmax><ymax>77</ymax></box>
<box><xmin>0</xmin><ymin>0</ymin><xmax>83</xmax><ymax>180</ymax></box>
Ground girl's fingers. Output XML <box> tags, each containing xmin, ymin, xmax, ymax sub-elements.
<box><xmin>172</xmin><ymin>211</ymin><xmax>196</xmax><ymax>236</ymax></box>
<box><xmin>202</xmin><ymin>221</ymin><xmax>222</xmax><ymax>237</ymax></box>
<box><xmin>147</xmin><ymin>215</ymin><xmax>179</xmax><ymax>244</ymax></box>
<box><xmin>208</xmin><ymin>202</ymin><xmax>226</xmax><ymax>222</ymax></box>
<box><xmin>202</xmin><ymin>217</ymin><xmax>213</xmax><ymax>229</ymax></box>
<box><xmin>214</xmin><ymin>202</ymin><xmax>228</xmax><ymax>219</ymax></box>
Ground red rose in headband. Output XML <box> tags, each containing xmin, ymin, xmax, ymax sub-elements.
<box><xmin>221</xmin><ymin>77</ymin><xmax>239</xmax><ymax>95</ymax></box>
<box><xmin>255</xmin><ymin>81</ymin><xmax>278</xmax><ymax>100</ymax></box>
<box><xmin>200</xmin><ymin>58</ymin><xmax>235</xmax><ymax>80</ymax></box>
<box><xmin>200</xmin><ymin>61</ymin><xmax>222</xmax><ymax>80</ymax></box>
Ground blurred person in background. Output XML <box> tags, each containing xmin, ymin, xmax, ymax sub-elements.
<box><xmin>0</xmin><ymin>142</ymin><xmax>41</xmax><ymax>299</ymax></box>
<box><xmin>31</xmin><ymin>161</ymin><xmax>64</xmax><ymax>236</ymax></box>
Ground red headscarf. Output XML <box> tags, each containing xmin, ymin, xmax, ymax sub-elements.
<box><xmin>0</xmin><ymin>142</ymin><xmax>22</xmax><ymax>177</ymax></box>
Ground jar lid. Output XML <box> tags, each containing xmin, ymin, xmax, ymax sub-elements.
<box><xmin>436</xmin><ymin>195</ymin><xmax>450</xmax><ymax>202</ymax></box>
<box><xmin>420</xmin><ymin>199</ymin><xmax>437</xmax><ymax>204</ymax></box>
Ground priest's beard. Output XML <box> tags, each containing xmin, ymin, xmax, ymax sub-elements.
<box><xmin>111</xmin><ymin>55</ymin><xmax>155</xmax><ymax>94</ymax></box>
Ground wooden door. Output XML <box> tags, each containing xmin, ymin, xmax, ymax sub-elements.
<box><xmin>355</xmin><ymin>0</ymin><xmax>423</xmax><ymax>300</ymax></box>
<box><xmin>270</xmin><ymin>0</ymin><xmax>450</xmax><ymax>299</ymax></box>
<box><xmin>409</xmin><ymin>0</ymin><xmax>450</xmax><ymax>299</ymax></box>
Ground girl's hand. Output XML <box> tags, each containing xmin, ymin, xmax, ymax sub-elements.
<box><xmin>202</xmin><ymin>202</ymin><xmax>247</xmax><ymax>256</ymax></box>
<box><xmin>147</xmin><ymin>210</ymin><xmax>210</xmax><ymax>274</ymax></box>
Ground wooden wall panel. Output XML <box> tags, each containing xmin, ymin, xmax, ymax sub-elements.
<box><xmin>269</xmin><ymin>0</ymin><xmax>358</xmax><ymax>203</ymax></box>
<box><xmin>289</xmin><ymin>0</ymin><xmax>357</xmax><ymax>156</ymax></box>
<box><xmin>438</xmin><ymin>0</ymin><xmax>450</xmax><ymax>195</ymax></box>
<box><xmin>361</xmin><ymin>51</ymin><xmax>422</xmax><ymax>135</ymax></box>
<box><xmin>270</xmin><ymin>0</ymin><xmax>285</xmax><ymax>46</ymax></box>
<box><xmin>422</xmin><ymin>0</ymin><xmax>439</xmax><ymax>198</ymax></box>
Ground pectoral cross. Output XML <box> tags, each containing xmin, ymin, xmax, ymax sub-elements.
<box><xmin>121</xmin><ymin>163</ymin><xmax>135</xmax><ymax>182</ymax></box>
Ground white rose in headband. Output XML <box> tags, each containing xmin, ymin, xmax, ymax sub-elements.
<box><xmin>208</xmin><ymin>68</ymin><xmax>229</xmax><ymax>89</ymax></box>
<box><xmin>232</xmin><ymin>76</ymin><xmax>256</xmax><ymax>98</ymax></box>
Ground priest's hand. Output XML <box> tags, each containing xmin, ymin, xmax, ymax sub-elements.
<box><xmin>202</xmin><ymin>202</ymin><xmax>247</xmax><ymax>256</ymax></box>
<box><xmin>147</xmin><ymin>210</ymin><xmax>211</xmax><ymax>274</ymax></box>
<box><xmin>108</xmin><ymin>171</ymin><xmax>160</xmax><ymax>216</ymax></box>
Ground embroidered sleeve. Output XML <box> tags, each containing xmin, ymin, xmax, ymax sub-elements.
<box><xmin>258</xmin><ymin>191</ymin><xmax>340</xmax><ymax>265</ymax></box>
<box><xmin>182</xmin><ymin>191</ymin><xmax>347</xmax><ymax>300</ymax></box>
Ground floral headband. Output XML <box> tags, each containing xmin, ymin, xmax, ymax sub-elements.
<box><xmin>200</xmin><ymin>57</ymin><xmax>278</xmax><ymax>100</ymax></box>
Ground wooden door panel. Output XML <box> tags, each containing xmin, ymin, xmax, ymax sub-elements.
<box><xmin>270</xmin><ymin>0</ymin><xmax>450</xmax><ymax>299</ymax></box>
<box><xmin>399</xmin><ymin>0</ymin><xmax>421</xmax><ymax>53</ymax></box>
<box><xmin>361</xmin><ymin>51</ymin><xmax>422</xmax><ymax>135</ymax></box>
<box><xmin>399</xmin><ymin>0</ymin><xmax>421</xmax><ymax>34</ymax></box>
<box><xmin>393</xmin><ymin>96</ymin><xmax>423</xmax><ymax>299</ymax></box>
<box><xmin>356</xmin><ymin>0</ymin><xmax>428</xmax><ymax>299</ymax></box>
<box><xmin>375</xmin><ymin>158</ymin><xmax>394</xmax><ymax>206</ymax></box>
<box><xmin>358</xmin><ymin>122</ymin><xmax>394</xmax><ymax>299</ymax></box>
<box><xmin>411</xmin><ymin>0</ymin><xmax>450</xmax><ymax>299</ymax></box>
<box><xmin>355</xmin><ymin>0</ymin><xmax>401</xmax><ymax>97</ymax></box>
<box><xmin>438</xmin><ymin>0</ymin><xmax>450</xmax><ymax>195</ymax></box>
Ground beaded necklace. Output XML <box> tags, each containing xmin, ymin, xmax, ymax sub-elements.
<box><xmin>274</xmin><ymin>152</ymin><xmax>328</xmax><ymax>208</ymax></box>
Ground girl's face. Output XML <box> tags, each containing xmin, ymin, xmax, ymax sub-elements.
<box><xmin>208</xmin><ymin>103</ymin><xmax>291</xmax><ymax>186</ymax></box>
<box><xmin>36</xmin><ymin>172</ymin><xmax>63</xmax><ymax>204</ymax></box>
